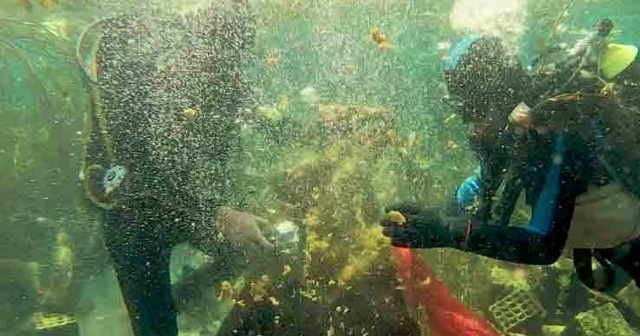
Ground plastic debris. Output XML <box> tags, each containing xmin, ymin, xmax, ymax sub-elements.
<box><xmin>488</xmin><ymin>289</ymin><xmax>545</xmax><ymax>333</ymax></box>
<box><xmin>394</xmin><ymin>248</ymin><xmax>500</xmax><ymax>336</ymax></box>
<box><xmin>34</xmin><ymin>312</ymin><xmax>79</xmax><ymax>336</ymax></box>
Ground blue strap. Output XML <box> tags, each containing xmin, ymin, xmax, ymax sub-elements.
<box><xmin>457</xmin><ymin>166</ymin><xmax>483</xmax><ymax>208</ymax></box>
<box><xmin>528</xmin><ymin>133</ymin><xmax>566</xmax><ymax>234</ymax></box>
<box><xmin>594</xmin><ymin>118</ymin><xmax>605</xmax><ymax>149</ymax></box>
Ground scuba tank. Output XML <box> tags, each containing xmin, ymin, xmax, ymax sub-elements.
<box><xmin>530</xmin><ymin>18</ymin><xmax>614</xmax><ymax>100</ymax></box>
<box><xmin>519</xmin><ymin>19</ymin><xmax>640</xmax><ymax>294</ymax></box>
<box><xmin>478</xmin><ymin>20</ymin><xmax>618</xmax><ymax>227</ymax></box>
<box><xmin>556</xmin><ymin>18</ymin><xmax>637</xmax><ymax>82</ymax></box>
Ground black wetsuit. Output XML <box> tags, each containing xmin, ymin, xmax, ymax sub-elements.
<box><xmin>83</xmin><ymin>6</ymin><xmax>254</xmax><ymax>336</ymax></box>
<box><xmin>394</xmin><ymin>44</ymin><xmax>640</xmax><ymax>290</ymax></box>
<box><xmin>454</xmin><ymin>128</ymin><xmax>640</xmax><ymax>288</ymax></box>
<box><xmin>446</xmin><ymin>68</ymin><xmax>640</xmax><ymax>288</ymax></box>
<box><xmin>442</xmin><ymin>42</ymin><xmax>640</xmax><ymax>284</ymax></box>
<box><xmin>445</xmin><ymin>131</ymin><xmax>582</xmax><ymax>263</ymax></box>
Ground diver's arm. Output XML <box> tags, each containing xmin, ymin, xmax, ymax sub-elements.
<box><xmin>383</xmin><ymin>134</ymin><xmax>583</xmax><ymax>266</ymax></box>
<box><xmin>454</xmin><ymin>189</ymin><xmax>575</xmax><ymax>265</ymax></box>
<box><xmin>385</xmin><ymin>169</ymin><xmax>577</xmax><ymax>265</ymax></box>
<box><xmin>458</xmin><ymin>134</ymin><xmax>584</xmax><ymax>264</ymax></box>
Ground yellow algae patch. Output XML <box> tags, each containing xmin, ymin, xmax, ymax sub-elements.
<box><xmin>387</xmin><ymin>211</ymin><xmax>406</xmax><ymax>225</ymax></box>
<box><xmin>183</xmin><ymin>107</ymin><xmax>196</xmax><ymax>120</ymax></box>
<box><xmin>282</xmin><ymin>264</ymin><xmax>292</xmax><ymax>277</ymax></box>
<box><xmin>218</xmin><ymin>280</ymin><xmax>234</xmax><ymax>301</ymax></box>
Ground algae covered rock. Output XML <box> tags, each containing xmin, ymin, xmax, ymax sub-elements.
<box><xmin>490</xmin><ymin>264</ymin><xmax>533</xmax><ymax>291</ymax></box>
<box><xmin>617</xmin><ymin>282</ymin><xmax>640</xmax><ymax>319</ymax></box>
<box><xmin>542</xmin><ymin>324</ymin><xmax>566</xmax><ymax>336</ymax></box>
<box><xmin>227</xmin><ymin>101</ymin><xmax>424</xmax><ymax>335</ymax></box>
<box><xmin>575</xmin><ymin>302</ymin><xmax>639</xmax><ymax>336</ymax></box>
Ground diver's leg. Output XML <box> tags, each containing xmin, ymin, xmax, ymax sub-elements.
<box><xmin>603</xmin><ymin>237</ymin><xmax>640</xmax><ymax>287</ymax></box>
<box><xmin>103</xmin><ymin>206</ymin><xmax>178</xmax><ymax>336</ymax></box>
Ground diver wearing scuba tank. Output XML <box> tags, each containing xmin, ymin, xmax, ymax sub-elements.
<box><xmin>79</xmin><ymin>6</ymin><xmax>283</xmax><ymax>336</ymax></box>
<box><xmin>381</xmin><ymin>19</ymin><xmax>640</xmax><ymax>293</ymax></box>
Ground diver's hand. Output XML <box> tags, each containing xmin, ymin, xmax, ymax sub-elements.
<box><xmin>380</xmin><ymin>203</ymin><xmax>455</xmax><ymax>249</ymax></box>
<box><xmin>216</xmin><ymin>207</ymin><xmax>274</xmax><ymax>252</ymax></box>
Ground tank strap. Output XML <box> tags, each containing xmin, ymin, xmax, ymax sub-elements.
<box><xmin>78</xmin><ymin>22</ymin><xmax>120</xmax><ymax>209</ymax></box>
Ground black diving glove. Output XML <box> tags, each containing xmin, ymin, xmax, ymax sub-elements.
<box><xmin>380</xmin><ymin>203</ymin><xmax>468</xmax><ymax>249</ymax></box>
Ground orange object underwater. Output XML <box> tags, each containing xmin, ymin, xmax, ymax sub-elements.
<box><xmin>393</xmin><ymin>247</ymin><xmax>500</xmax><ymax>336</ymax></box>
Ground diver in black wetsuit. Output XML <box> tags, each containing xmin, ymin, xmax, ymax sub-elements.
<box><xmin>80</xmin><ymin>4</ymin><xmax>274</xmax><ymax>336</ymax></box>
<box><xmin>381</xmin><ymin>20</ymin><xmax>640</xmax><ymax>293</ymax></box>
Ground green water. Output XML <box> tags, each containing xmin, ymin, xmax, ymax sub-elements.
<box><xmin>1</xmin><ymin>0</ymin><xmax>640</xmax><ymax>335</ymax></box>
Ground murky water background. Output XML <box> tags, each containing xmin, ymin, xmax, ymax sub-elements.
<box><xmin>1</xmin><ymin>0</ymin><xmax>640</xmax><ymax>335</ymax></box>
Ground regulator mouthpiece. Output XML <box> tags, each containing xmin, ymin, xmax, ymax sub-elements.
<box><xmin>103</xmin><ymin>165</ymin><xmax>126</xmax><ymax>195</ymax></box>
